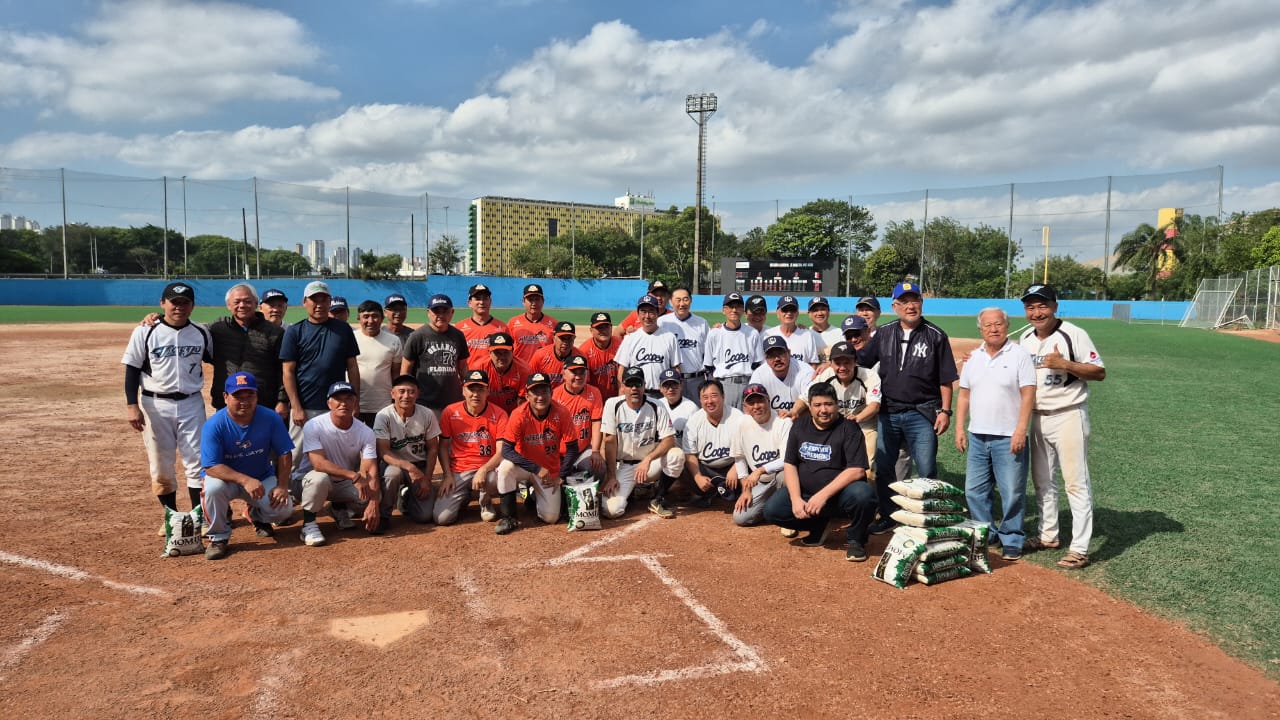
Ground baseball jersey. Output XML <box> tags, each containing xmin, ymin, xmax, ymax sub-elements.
<box><xmin>456</xmin><ymin>316</ymin><xmax>508</xmax><ymax>365</ymax></box>
<box><xmin>657</xmin><ymin>312</ymin><xmax>709</xmax><ymax>376</ymax></box>
<box><xmin>785</xmin><ymin>415</ymin><xmax>869</xmax><ymax>495</ymax></box>
<box><xmin>280</xmin><ymin>318</ymin><xmax>361</xmax><ymax>411</ymax></box>
<box><xmin>810</xmin><ymin>366</ymin><xmax>882</xmax><ymax>431</ymax></box>
<box><xmin>615</xmin><ymin>327</ymin><xmax>680</xmax><ymax>388</ymax></box>
<box><xmin>200</xmin><ymin>406</ymin><xmax>294</xmax><ymax>480</ymax></box>
<box><xmin>439</xmin><ymin>400</ymin><xmax>508</xmax><ymax>473</ymax></box>
<box><xmin>507</xmin><ymin>312</ymin><xmax>558</xmax><ymax>364</ymax></box>
<box><xmin>552</xmin><ymin>384</ymin><xmax>604</xmax><ymax>448</ymax></box>
<box><xmin>681</xmin><ymin>406</ymin><xmax>743</xmax><ymax>470</ymax></box>
<box><xmin>502</xmin><ymin>401</ymin><xmax>576</xmax><ymax>475</ymax></box>
<box><xmin>731</xmin><ymin>414</ymin><xmax>793</xmax><ymax>477</ymax></box>
<box><xmin>577</xmin><ymin>335</ymin><xmax>622</xmax><ymax>398</ymax></box>
<box><xmin>1018</xmin><ymin>320</ymin><xmax>1103</xmax><ymax>412</ymax></box>
<box><xmin>703</xmin><ymin>323</ymin><xmax>762</xmax><ymax>379</ymax></box>
<box><xmin>373</xmin><ymin>403</ymin><xmax>441</xmax><ymax>463</ymax></box>
<box><xmin>663</xmin><ymin>396</ymin><xmax>699</xmax><ymax>447</ymax></box>
<box><xmin>763</xmin><ymin>326</ymin><xmax>820</xmax><ymax>366</ymax></box>
<box><xmin>355</xmin><ymin>330</ymin><xmax>403</xmax><ymax>415</ymax></box>
<box><xmin>748</xmin><ymin>361</ymin><xmax>816</xmax><ymax>413</ymax></box>
<box><xmin>208</xmin><ymin>314</ymin><xmax>284</xmax><ymax>409</ymax></box>
<box><xmin>814</xmin><ymin>326</ymin><xmax>844</xmax><ymax>362</ymax></box>
<box><xmin>122</xmin><ymin>320</ymin><xmax>212</xmax><ymax>396</ymax></box>
<box><xmin>402</xmin><ymin>325</ymin><xmax>469</xmax><ymax>410</ymax></box>
<box><xmin>602</xmin><ymin>396</ymin><xmax>674</xmax><ymax>461</ymax></box>
<box><xmin>297</xmin><ymin>413</ymin><xmax>378</xmax><ymax>476</ymax></box>
<box><xmin>469</xmin><ymin>356</ymin><xmax>530</xmax><ymax>414</ymax></box>
<box><xmin>529</xmin><ymin>345</ymin><xmax>575</xmax><ymax>389</ymax></box>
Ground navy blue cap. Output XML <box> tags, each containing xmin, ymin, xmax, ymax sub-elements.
<box><xmin>327</xmin><ymin>381</ymin><xmax>356</xmax><ymax>398</ymax></box>
<box><xmin>383</xmin><ymin>293</ymin><xmax>407</xmax><ymax>307</ymax></box>
<box><xmin>777</xmin><ymin>295</ymin><xmax>799</xmax><ymax>310</ymax></box>
<box><xmin>855</xmin><ymin>296</ymin><xmax>880</xmax><ymax>311</ymax></box>
<box><xmin>428</xmin><ymin>294</ymin><xmax>453</xmax><ymax>310</ymax></box>
<box><xmin>763</xmin><ymin>335</ymin><xmax>789</xmax><ymax>353</ymax></box>
<box><xmin>658</xmin><ymin>368</ymin><xmax>681</xmax><ymax>386</ymax></box>
<box><xmin>637</xmin><ymin>293</ymin><xmax>661</xmax><ymax>309</ymax></box>
<box><xmin>261</xmin><ymin>288</ymin><xmax>287</xmax><ymax>303</ymax></box>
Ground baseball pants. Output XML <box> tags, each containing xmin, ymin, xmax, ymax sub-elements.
<box><xmin>732</xmin><ymin>470</ymin><xmax>783</xmax><ymax>526</ymax></box>
<box><xmin>140</xmin><ymin>394</ymin><xmax>206</xmax><ymax>495</ymax></box>
<box><xmin>717</xmin><ymin>375</ymin><xmax>751</xmax><ymax>410</ymax></box>
<box><xmin>430</xmin><ymin>469</ymin><xmax>499</xmax><ymax>525</ymax></box>
<box><xmin>682</xmin><ymin>372</ymin><xmax>708</xmax><ymax>404</ymax></box>
<box><xmin>383</xmin><ymin>463</ymin><xmax>436</xmax><ymax>524</ymax></box>
<box><xmin>202</xmin><ymin>475</ymin><xmax>294</xmax><ymax>543</ymax></box>
<box><xmin>293</xmin><ymin>470</ymin><xmax>394</xmax><ymax>520</ymax></box>
<box><xmin>1031</xmin><ymin>406</ymin><xmax>1094</xmax><ymax>555</ymax></box>
<box><xmin>605</xmin><ymin>446</ymin><xmax>685</xmax><ymax>519</ymax></box>
<box><xmin>496</xmin><ymin>455</ymin><xmax>594</xmax><ymax>523</ymax></box>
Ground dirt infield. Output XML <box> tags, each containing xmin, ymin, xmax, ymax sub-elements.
<box><xmin>1</xmin><ymin>324</ymin><xmax>1277</xmax><ymax>720</ymax></box>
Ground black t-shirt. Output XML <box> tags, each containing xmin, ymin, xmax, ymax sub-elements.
<box><xmin>857</xmin><ymin>318</ymin><xmax>958</xmax><ymax>408</ymax></box>
<box><xmin>209</xmin><ymin>313</ymin><xmax>284</xmax><ymax>409</ymax></box>
<box><xmin>784</xmin><ymin>414</ymin><xmax>868</xmax><ymax>496</ymax></box>
<box><xmin>402</xmin><ymin>325</ymin><xmax>469</xmax><ymax>410</ymax></box>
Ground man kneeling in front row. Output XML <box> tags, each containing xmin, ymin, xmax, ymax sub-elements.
<box><xmin>293</xmin><ymin>381</ymin><xmax>385</xmax><ymax>545</ymax></box>
<box><xmin>763</xmin><ymin>381</ymin><xmax>878</xmax><ymax>562</ymax></box>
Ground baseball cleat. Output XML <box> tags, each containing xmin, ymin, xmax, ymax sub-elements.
<box><xmin>779</xmin><ymin>527</ymin><xmax>799</xmax><ymax>538</ymax></box>
<box><xmin>494</xmin><ymin>517</ymin><xmax>517</xmax><ymax>535</ymax></box>
<box><xmin>647</xmin><ymin>498</ymin><xmax>675</xmax><ymax>519</ymax></box>
<box><xmin>300</xmin><ymin>521</ymin><xmax>326</xmax><ymax>547</ymax></box>
<box><xmin>479</xmin><ymin>504</ymin><xmax>497</xmax><ymax>522</ymax></box>
<box><xmin>333</xmin><ymin>507</ymin><xmax>355</xmax><ymax>530</ymax></box>
<box><xmin>205</xmin><ymin>541</ymin><xmax>229</xmax><ymax>561</ymax></box>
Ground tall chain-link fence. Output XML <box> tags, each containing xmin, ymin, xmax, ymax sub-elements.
<box><xmin>1182</xmin><ymin>266</ymin><xmax>1280</xmax><ymax>331</ymax></box>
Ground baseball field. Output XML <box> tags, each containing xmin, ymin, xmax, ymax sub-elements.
<box><xmin>1</xmin><ymin>307</ymin><xmax>1277</xmax><ymax>719</ymax></box>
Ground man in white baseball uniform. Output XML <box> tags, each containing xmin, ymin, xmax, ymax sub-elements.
<box><xmin>748</xmin><ymin>335</ymin><xmax>815</xmax><ymax>419</ymax></box>
<box><xmin>374</xmin><ymin>374</ymin><xmax>441</xmax><ymax>526</ymax></box>
<box><xmin>681</xmin><ymin>379</ymin><xmax>743</xmax><ymax>508</ymax></box>
<box><xmin>657</xmin><ymin>287</ymin><xmax>710</xmax><ymax>403</ymax></box>
<box><xmin>1018</xmin><ymin>284</ymin><xmax>1106</xmax><ymax>570</ymax></box>
<box><xmin>657</xmin><ymin>368</ymin><xmax>699</xmax><ymax>454</ymax></box>
<box><xmin>763</xmin><ymin>295</ymin><xmax>820</xmax><ymax>368</ymax></box>
<box><xmin>727</xmin><ymin>383</ymin><xmax>793</xmax><ymax>527</ymax></box>
<box><xmin>807</xmin><ymin>297</ymin><xmax>843</xmax><ymax>362</ymax></box>
<box><xmin>744</xmin><ymin>295</ymin><xmax>769</xmax><ymax>334</ymax></box>
<box><xmin>123</xmin><ymin>281</ymin><xmax>212</xmax><ymax>521</ymax></box>
<box><xmin>355</xmin><ymin>299</ymin><xmax>403</xmax><ymax>427</ymax></box>
<box><xmin>601</xmin><ymin>367</ymin><xmax>684</xmax><ymax>519</ymax></box>
<box><xmin>615</xmin><ymin>293</ymin><xmax>681</xmax><ymax>395</ymax></box>
<box><xmin>703</xmin><ymin>292</ymin><xmax>762</xmax><ymax>409</ymax></box>
<box><xmin>294</xmin><ymin>381</ymin><xmax>382</xmax><ymax>546</ymax></box>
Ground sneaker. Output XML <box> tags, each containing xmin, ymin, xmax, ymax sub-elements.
<box><xmin>397</xmin><ymin>485</ymin><xmax>410</xmax><ymax>514</ymax></box>
<box><xmin>333</xmin><ymin>507</ymin><xmax>355</xmax><ymax>530</ymax></box>
<box><xmin>1002</xmin><ymin>547</ymin><xmax>1023</xmax><ymax>562</ymax></box>
<box><xmin>845</xmin><ymin>540</ymin><xmax>868</xmax><ymax>562</ymax></box>
<box><xmin>495</xmin><ymin>517</ymin><xmax>517</xmax><ymax>535</ymax></box>
<box><xmin>801</xmin><ymin>520</ymin><xmax>834</xmax><ymax>547</ymax></box>
<box><xmin>205</xmin><ymin>540</ymin><xmax>229</xmax><ymax>561</ymax></box>
<box><xmin>253</xmin><ymin>521</ymin><xmax>275</xmax><ymax>538</ymax></box>
<box><xmin>157</xmin><ymin>522</ymin><xmax>166</xmax><ymax>537</ymax></box>
<box><xmin>479</xmin><ymin>503</ymin><xmax>498</xmax><ymax>522</ymax></box>
<box><xmin>300</xmin><ymin>521</ymin><xmax>326</xmax><ymax>547</ymax></box>
<box><xmin>988</xmin><ymin>533</ymin><xmax>1003</xmax><ymax>548</ymax></box>
<box><xmin>647</xmin><ymin>498</ymin><xmax>675</xmax><ymax>519</ymax></box>
<box><xmin>779</xmin><ymin>527</ymin><xmax>799</xmax><ymax>539</ymax></box>
<box><xmin>868</xmin><ymin>518</ymin><xmax>898</xmax><ymax>536</ymax></box>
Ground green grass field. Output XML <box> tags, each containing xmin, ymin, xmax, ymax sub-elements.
<box><xmin>4</xmin><ymin>305</ymin><xmax>1279</xmax><ymax>677</ymax></box>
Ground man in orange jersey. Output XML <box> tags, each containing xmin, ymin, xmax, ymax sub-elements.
<box><xmin>552</xmin><ymin>354</ymin><xmax>605</xmax><ymax>477</ymax></box>
<box><xmin>507</xmin><ymin>283</ymin><xmax>558</xmax><ymax>364</ymax></box>
<box><xmin>455</xmin><ymin>283</ymin><xmax>508</xmax><ymax>368</ymax></box>
<box><xmin>530</xmin><ymin>320</ymin><xmax>577</xmax><ymax>389</ymax></box>
<box><xmin>577</xmin><ymin>311</ymin><xmax>621</xmax><ymax>399</ymax></box>
<box><xmin>494</xmin><ymin>372</ymin><xmax>584</xmax><ymax>533</ymax></box>
<box><xmin>436</xmin><ymin>369</ymin><xmax>508</xmax><ymax>525</ymax></box>
<box><xmin>468</xmin><ymin>331</ymin><xmax>528</xmax><ymax>414</ymax></box>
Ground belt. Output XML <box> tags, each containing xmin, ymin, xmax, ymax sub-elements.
<box><xmin>620</xmin><ymin>459</ymin><xmax>641</xmax><ymax>465</ymax></box>
<box><xmin>719</xmin><ymin>375</ymin><xmax>751</xmax><ymax>382</ymax></box>
<box><xmin>682</xmin><ymin>371</ymin><xmax>707</xmax><ymax>379</ymax></box>
<box><xmin>644</xmin><ymin>389</ymin><xmax>662</xmax><ymax>398</ymax></box>
<box><xmin>1035</xmin><ymin>403</ymin><xmax>1083</xmax><ymax>417</ymax></box>
<box><xmin>142</xmin><ymin>390</ymin><xmax>195</xmax><ymax>400</ymax></box>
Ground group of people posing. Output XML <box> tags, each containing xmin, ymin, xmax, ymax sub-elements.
<box><xmin>124</xmin><ymin>277</ymin><xmax>1103</xmax><ymax>570</ymax></box>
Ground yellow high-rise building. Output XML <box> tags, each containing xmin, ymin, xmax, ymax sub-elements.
<box><xmin>467</xmin><ymin>196</ymin><xmax>644</xmax><ymax>274</ymax></box>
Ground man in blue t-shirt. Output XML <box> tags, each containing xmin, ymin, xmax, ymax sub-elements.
<box><xmin>280</xmin><ymin>281</ymin><xmax>360</xmax><ymax>468</ymax></box>
<box><xmin>201</xmin><ymin>372</ymin><xmax>296</xmax><ymax>560</ymax></box>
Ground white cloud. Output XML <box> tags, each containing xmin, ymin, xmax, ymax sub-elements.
<box><xmin>0</xmin><ymin>0</ymin><xmax>338</xmax><ymax>122</ymax></box>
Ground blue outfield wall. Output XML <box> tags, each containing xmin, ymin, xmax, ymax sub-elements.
<box><xmin>0</xmin><ymin>278</ymin><xmax>1189</xmax><ymax>321</ymax></box>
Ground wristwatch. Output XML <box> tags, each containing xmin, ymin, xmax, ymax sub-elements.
<box><xmin>940</xmin><ymin>409</ymin><xmax>953</xmax><ymax>416</ymax></box>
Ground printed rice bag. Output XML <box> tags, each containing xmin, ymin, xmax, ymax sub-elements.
<box><xmin>162</xmin><ymin>506</ymin><xmax>205</xmax><ymax>558</ymax></box>
<box><xmin>896</xmin><ymin>524</ymin><xmax>971</xmax><ymax>544</ymax></box>
<box><xmin>957</xmin><ymin>519</ymin><xmax>992</xmax><ymax>574</ymax></box>
<box><xmin>563</xmin><ymin>479</ymin><xmax>602</xmax><ymax>532</ymax></box>
<box><xmin>918</xmin><ymin>540</ymin><xmax>969</xmax><ymax>563</ymax></box>
<box><xmin>888</xmin><ymin>478</ymin><xmax>964</xmax><ymax>500</ymax></box>
<box><xmin>915</xmin><ymin>565</ymin><xmax>973</xmax><ymax>585</ymax></box>
<box><xmin>890</xmin><ymin>509</ymin><xmax>967</xmax><ymax>528</ymax></box>
<box><xmin>916</xmin><ymin>553</ymin><xmax>968</xmax><ymax>574</ymax></box>
<box><xmin>871</xmin><ymin>530</ymin><xmax>925</xmax><ymax>589</ymax></box>
<box><xmin>891</xmin><ymin>495</ymin><xmax>966</xmax><ymax>514</ymax></box>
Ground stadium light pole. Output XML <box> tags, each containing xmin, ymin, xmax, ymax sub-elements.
<box><xmin>686</xmin><ymin>92</ymin><xmax>717</xmax><ymax>294</ymax></box>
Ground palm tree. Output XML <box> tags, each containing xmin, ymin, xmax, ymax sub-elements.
<box><xmin>1114</xmin><ymin>221</ymin><xmax>1183</xmax><ymax>298</ymax></box>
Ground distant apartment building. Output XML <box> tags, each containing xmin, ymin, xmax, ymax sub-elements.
<box><xmin>466</xmin><ymin>195</ymin><xmax>648</xmax><ymax>274</ymax></box>
<box><xmin>308</xmin><ymin>239</ymin><xmax>325</xmax><ymax>271</ymax></box>
<box><xmin>0</xmin><ymin>213</ymin><xmax>42</xmax><ymax>231</ymax></box>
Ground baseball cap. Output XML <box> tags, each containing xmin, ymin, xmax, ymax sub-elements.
<box><xmin>842</xmin><ymin>315</ymin><xmax>869</xmax><ymax>334</ymax></box>
<box><xmin>554</xmin><ymin>321</ymin><xmax>576</xmax><ymax>337</ymax></box>
<box><xmin>808</xmin><ymin>296</ymin><xmax>829</xmax><ymax>311</ymax></box>
<box><xmin>763</xmin><ymin>335</ymin><xmax>789</xmax><ymax>353</ymax></box>
<box><xmin>261</xmin><ymin>288</ymin><xmax>287</xmax><ymax>304</ymax></box>
<box><xmin>563</xmin><ymin>354</ymin><xmax>588</xmax><ymax>371</ymax></box>
<box><xmin>392</xmin><ymin>374</ymin><xmax>419</xmax><ymax>387</ymax></box>
<box><xmin>327</xmin><ymin>380</ymin><xmax>356</xmax><ymax>398</ymax></box>
<box><xmin>330</xmin><ymin>296</ymin><xmax>349</xmax><ymax>311</ymax></box>
<box><xmin>742</xmin><ymin>383</ymin><xmax>769</xmax><ymax>401</ymax></box>
<box><xmin>829</xmin><ymin>341</ymin><xmax>857</xmax><ymax>359</ymax></box>
<box><xmin>488</xmin><ymin>331</ymin><xmax>514</xmax><ymax>350</ymax></box>
<box><xmin>590</xmin><ymin>311</ymin><xmax>612</xmax><ymax>327</ymax></box>
<box><xmin>892</xmin><ymin>282</ymin><xmax>922</xmax><ymax>300</ymax></box>
<box><xmin>855</xmin><ymin>295</ymin><xmax>881</xmax><ymax>311</ymax></box>
<box><xmin>658</xmin><ymin>368</ymin><xmax>681</xmax><ymax>386</ymax></box>
<box><xmin>463</xmin><ymin>369</ymin><xmax>489</xmax><ymax>387</ymax></box>
<box><xmin>648</xmin><ymin>279</ymin><xmax>669</xmax><ymax>293</ymax></box>
<box><xmin>383</xmin><ymin>293</ymin><xmax>407</xmax><ymax>308</ymax></box>
<box><xmin>621</xmin><ymin>367</ymin><xmax>646</xmax><ymax>387</ymax></box>
<box><xmin>723</xmin><ymin>292</ymin><xmax>744</xmax><ymax>306</ymax></box>
<box><xmin>162</xmin><ymin>282</ymin><xmax>195</xmax><ymax>302</ymax></box>
<box><xmin>303</xmin><ymin>281</ymin><xmax>330</xmax><ymax>299</ymax></box>
<box><xmin>746</xmin><ymin>295</ymin><xmax>768</xmax><ymax>312</ymax></box>
<box><xmin>1021</xmin><ymin>283</ymin><xmax>1058</xmax><ymax>303</ymax></box>
<box><xmin>224</xmin><ymin>371</ymin><xmax>257</xmax><ymax>395</ymax></box>
<box><xmin>777</xmin><ymin>295</ymin><xmax>799</xmax><ymax>311</ymax></box>
<box><xmin>637</xmin><ymin>293</ymin><xmax>661</xmax><ymax>309</ymax></box>
<box><xmin>525</xmin><ymin>372</ymin><xmax>553</xmax><ymax>389</ymax></box>
<box><xmin>522</xmin><ymin>283</ymin><xmax>544</xmax><ymax>297</ymax></box>
<box><xmin>468</xmin><ymin>283</ymin><xmax>491</xmax><ymax>298</ymax></box>
<box><xmin>428</xmin><ymin>294</ymin><xmax>453</xmax><ymax>310</ymax></box>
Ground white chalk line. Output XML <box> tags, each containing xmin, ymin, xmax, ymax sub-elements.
<box><xmin>455</xmin><ymin>569</ymin><xmax>492</xmax><ymax>620</ymax></box>
<box><xmin>0</xmin><ymin>610</ymin><xmax>68</xmax><ymax>679</ymax></box>
<box><xmin>248</xmin><ymin>648</ymin><xmax>300</xmax><ymax>720</ymax></box>
<box><xmin>546</xmin><ymin>516</ymin><xmax>660</xmax><ymax>566</ymax></box>
<box><xmin>0</xmin><ymin>550</ymin><xmax>169</xmax><ymax>598</ymax></box>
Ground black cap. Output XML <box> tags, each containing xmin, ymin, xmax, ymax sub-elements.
<box><xmin>829</xmin><ymin>341</ymin><xmax>857</xmax><ymax>359</ymax></box>
<box><xmin>463</xmin><ymin>369</ymin><xmax>489</xmax><ymax>386</ymax></box>
<box><xmin>468</xmin><ymin>284</ymin><xmax>492</xmax><ymax>298</ymax></box>
<box><xmin>563</xmin><ymin>354</ymin><xmax>588</xmax><ymax>370</ymax></box>
<box><xmin>855</xmin><ymin>296</ymin><xmax>881</xmax><ymax>311</ymax></box>
<box><xmin>523</xmin><ymin>283</ymin><xmax>544</xmax><ymax>297</ymax></box>
<box><xmin>746</xmin><ymin>295</ymin><xmax>767</xmax><ymax>311</ymax></box>
<box><xmin>554</xmin><ymin>321</ymin><xmax>576</xmax><ymax>337</ymax></box>
<box><xmin>621</xmin><ymin>367</ymin><xmax>646</xmax><ymax>386</ymax></box>
<box><xmin>648</xmin><ymin>279</ymin><xmax>669</xmax><ymax>293</ymax></box>
<box><xmin>525</xmin><ymin>372</ymin><xmax>553</xmax><ymax>389</ymax></box>
<box><xmin>489</xmin><ymin>332</ymin><xmax>514</xmax><ymax>350</ymax></box>
<box><xmin>1021</xmin><ymin>284</ymin><xmax>1058</xmax><ymax>303</ymax></box>
<box><xmin>590</xmin><ymin>312</ymin><xmax>612</xmax><ymax>327</ymax></box>
<box><xmin>162</xmin><ymin>282</ymin><xmax>195</xmax><ymax>302</ymax></box>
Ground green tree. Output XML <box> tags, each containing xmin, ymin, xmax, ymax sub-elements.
<box><xmin>1010</xmin><ymin>256</ymin><xmax>1105</xmax><ymax>299</ymax></box>
<box><xmin>1250</xmin><ymin>226</ymin><xmax>1280</xmax><ymax>268</ymax></box>
<box><xmin>1114</xmin><ymin>222</ymin><xmax>1183</xmax><ymax>298</ymax></box>
<box><xmin>763</xmin><ymin>199</ymin><xmax>875</xmax><ymax>262</ymax></box>
<box><xmin>861</xmin><ymin>245</ymin><xmax>912</xmax><ymax>295</ymax></box>
<box><xmin>428</xmin><ymin>234</ymin><xmax>463</xmax><ymax>274</ymax></box>
<box><xmin>880</xmin><ymin>218</ymin><xmax>1015</xmax><ymax>297</ymax></box>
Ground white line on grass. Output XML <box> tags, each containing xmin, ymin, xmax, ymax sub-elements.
<box><xmin>0</xmin><ymin>610</ymin><xmax>67</xmax><ymax>680</ymax></box>
<box><xmin>0</xmin><ymin>550</ymin><xmax>169</xmax><ymax>598</ymax></box>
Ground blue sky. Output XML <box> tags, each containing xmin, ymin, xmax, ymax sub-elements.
<box><xmin>2</xmin><ymin>0</ymin><xmax>1279</xmax><ymax>261</ymax></box>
